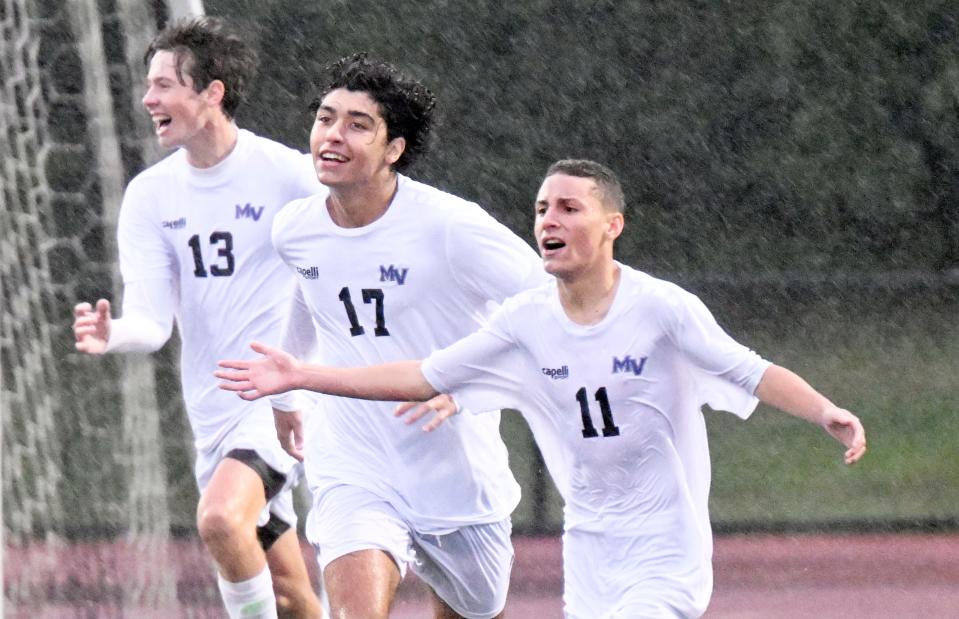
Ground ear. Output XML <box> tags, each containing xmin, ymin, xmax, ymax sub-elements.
<box><xmin>606</xmin><ymin>211</ymin><xmax>625</xmax><ymax>241</ymax></box>
<box><xmin>204</xmin><ymin>79</ymin><xmax>226</xmax><ymax>108</ymax></box>
<box><xmin>385</xmin><ymin>136</ymin><xmax>407</xmax><ymax>167</ymax></box>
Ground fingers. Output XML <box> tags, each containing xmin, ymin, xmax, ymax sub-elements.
<box><xmin>216</xmin><ymin>360</ymin><xmax>251</xmax><ymax>371</ymax></box>
<box><xmin>250</xmin><ymin>340</ymin><xmax>273</xmax><ymax>355</ymax></box>
<box><xmin>96</xmin><ymin>298</ymin><xmax>111</xmax><ymax>318</ymax></box>
<box><xmin>74</xmin><ymin>302</ymin><xmax>92</xmax><ymax>317</ymax></box>
<box><xmin>828</xmin><ymin>413</ymin><xmax>867</xmax><ymax>465</ymax></box>
<box><xmin>217</xmin><ymin>378</ymin><xmax>255</xmax><ymax>392</ymax></box>
<box><xmin>395</xmin><ymin>402</ymin><xmax>432</xmax><ymax>425</ymax></box>
<box><xmin>276</xmin><ymin>430</ymin><xmax>305</xmax><ymax>462</ymax></box>
<box><xmin>394</xmin><ymin>401</ymin><xmax>419</xmax><ymax>417</ymax></box>
<box><xmin>422</xmin><ymin>411</ymin><xmax>454</xmax><ymax>433</ymax></box>
<box><xmin>392</xmin><ymin>401</ymin><xmax>457</xmax><ymax>433</ymax></box>
<box><xmin>844</xmin><ymin>432</ymin><xmax>867</xmax><ymax>464</ymax></box>
<box><xmin>292</xmin><ymin>424</ymin><xmax>304</xmax><ymax>456</ymax></box>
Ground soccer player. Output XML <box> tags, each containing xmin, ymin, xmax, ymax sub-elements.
<box><xmin>253</xmin><ymin>53</ymin><xmax>547</xmax><ymax>619</ymax></box>
<box><xmin>71</xmin><ymin>17</ymin><xmax>322</xmax><ymax>619</ymax></box>
<box><xmin>217</xmin><ymin>159</ymin><xmax>868</xmax><ymax>619</ymax></box>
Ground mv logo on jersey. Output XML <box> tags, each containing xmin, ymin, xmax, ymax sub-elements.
<box><xmin>379</xmin><ymin>264</ymin><xmax>409</xmax><ymax>285</ymax></box>
<box><xmin>235</xmin><ymin>203</ymin><xmax>265</xmax><ymax>221</ymax></box>
<box><xmin>296</xmin><ymin>266</ymin><xmax>319</xmax><ymax>280</ymax></box>
<box><xmin>612</xmin><ymin>355</ymin><xmax>647</xmax><ymax>376</ymax></box>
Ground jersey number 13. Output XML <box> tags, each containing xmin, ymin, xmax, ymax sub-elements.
<box><xmin>188</xmin><ymin>232</ymin><xmax>235</xmax><ymax>277</ymax></box>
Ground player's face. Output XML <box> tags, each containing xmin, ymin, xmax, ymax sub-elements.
<box><xmin>534</xmin><ymin>174</ymin><xmax>623</xmax><ymax>280</ymax></box>
<box><xmin>309</xmin><ymin>88</ymin><xmax>405</xmax><ymax>189</ymax></box>
<box><xmin>141</xmin><ymin>50</ymin><xmax>219</xmax><ymax>151</ymax></box>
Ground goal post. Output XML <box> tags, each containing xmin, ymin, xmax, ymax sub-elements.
<box><xmin>2</xmin><ymin>0</ymin><xmax>207</xmax><ymax>614</ymax></box>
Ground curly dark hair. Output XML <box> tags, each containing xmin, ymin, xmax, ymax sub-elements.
<box><xmin>143</xmin><ymin>16</ymin><xmax>256</xmax><ymax>119</ymax></box>
<box><xmin>310</xmin><ymin>53</ymin><xmax>436</xmax><ymax>172</ymax></box>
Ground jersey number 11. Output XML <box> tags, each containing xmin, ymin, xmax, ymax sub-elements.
<box><xmin>576</xmin><ymin>386</ymin><xmax>620</xmax><ymax>438</ymax></box>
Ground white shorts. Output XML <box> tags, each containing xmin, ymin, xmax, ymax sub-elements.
<box><xmin>194</xmin><ymin>411</ymin><xmax>301</xmax><ymax>529</ymax></box>
<box><xmin>306</xmin><ymin>484</ymin><xmax>513</xmax><ymax>619</ymax></box>
<box><xmin>562</xmin><ymin>528</ymin><xmax>710</xmax><ymax>619</ymax></box>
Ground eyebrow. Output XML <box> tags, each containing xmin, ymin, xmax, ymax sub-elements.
<box><xmin>318</xmin><ymin>105</ymin><xmax>377</xmax><ymax>124</ymax></box>
<box><xmin>537</xmin><ymin>197</ymin><xmax>583</xmax><ymax>208</ymax></box>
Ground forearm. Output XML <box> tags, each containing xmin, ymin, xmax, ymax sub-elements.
<box><xmin>293</xmin><ymin>360</ymin><xmax>438</xmax><ymax>402</ymax></box>
<box><xmin>753</xmin><ymin>364</ymin><xmax>834</xmax><ymax>426</ymax></box>
<box><xmin>105</xmin><ymin>315</ymin><xmax>170</xmax><ymax>352</ymax></box>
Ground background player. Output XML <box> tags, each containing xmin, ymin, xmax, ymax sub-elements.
<box><xmin>262</xmin><ymin>53</ymin><xmax>548</xmax><ymax>618</ymax></box>
<box><xmin>71</xmin><ymin>17</ymin><xmax>321</xmax><ymax>619</ymax></box>
<box><xmin>218</xmin><ymin>159</ymin><xmax>867</xmax><ymax>618</ymax></box>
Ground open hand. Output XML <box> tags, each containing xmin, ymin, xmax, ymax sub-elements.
<box><xmin>73</xmin><ymin>299</ymin><xmax>111</xmax><ymax>354</ymax></box>
<box><xmin>216</xmin><ymin>341</ymin><xmax>300</xmax><ymax>400</ymax></box>
<box><xmin>822</xmin><ymin>406</ymin><xmax>867</xmax><ymax>464</ymax></box>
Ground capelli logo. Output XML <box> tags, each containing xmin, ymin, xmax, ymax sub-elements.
<box><xmin>161</xmin><ymin>217</ymin><xmax>186</xmax><ymax>230</ymax></box>
<box><xmin>296</xmin><ymin>266</ymin><xmax>319</xmax><ymax>280</ymax></box>
<box><xmin>541</xmin><ymin>366</ymin><xmax>569</xmax><ymax>380</ymax></box>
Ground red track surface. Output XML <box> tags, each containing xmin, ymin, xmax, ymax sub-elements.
<box><xmin>5</xmin><ymin>532</ymin><xmax>959</xmax><ymax>617</ymax></box>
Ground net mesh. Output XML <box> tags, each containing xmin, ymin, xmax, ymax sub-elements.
<box><xmin>1</xmin><ymin>0</ymin><xmax>204</xmax><ymax>614</ymax></box>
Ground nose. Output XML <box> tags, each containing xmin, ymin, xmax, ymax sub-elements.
<box><xmin>142</xmin><ymin>86</ymin><xmax>157</xmax><ymax>108</ymax></box>
<box><xmin>324</xmin><ymin>119</ymin><xmax>345</xmax><ymax>142</ymax></box>
<box><xmin>540</xmin><ymin>204</ymin><xmax>560</xmax><ymax>228</ymax></box>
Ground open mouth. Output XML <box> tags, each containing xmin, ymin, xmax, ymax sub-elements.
<box><xmin>542</xmin><ymin>239</ymin><xmax>566</xmax><ymax>251</ymax></box>
<box><xmin>153</xmin><ymin>116</ymin><xmax>172</xmax><ymax>132</ymax></box>
<box><xmin>320</xmin><ymin>151</ymin><xmax>349</xmax><ymax>163</ymax></box>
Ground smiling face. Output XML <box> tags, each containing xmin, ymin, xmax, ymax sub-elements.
<box><xmin>308</xmin><ymin>88</ymin><xmax>406</xmax><ymax>189</ymax></box>
<box><xmin>141</xmin><ymin>50</ymin><xmax>223</xmax><ymax>151</ymax></box>
<box><xmin>534</xmin><ymin>173</ymin><xmax>624</xmax><ymax>281</ymax></box>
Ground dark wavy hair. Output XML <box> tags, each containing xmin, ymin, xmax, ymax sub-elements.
<box><xmin>546</xmin><ymin>159</ymin><xmax>626</xmax><ymax>214</ymax></box>
<box><xmin>144</xmin><ymin>16</ymin><xmax>256</xmax><ymax>119</ymax></box>
<box><xmin>310</xmin><ymin>53</ymin><xmax>436</xmax><ymax>172</ymax></box>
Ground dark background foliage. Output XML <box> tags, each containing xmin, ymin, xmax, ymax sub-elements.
<box><xmin>211</xmin><ymin>0</ymin><xmax>959</xmax><ymax>278</ymax></box>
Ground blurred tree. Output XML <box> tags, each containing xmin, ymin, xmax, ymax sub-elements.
<box><xmin>204</xmin><ymin>0</ymin><xmax>959</xmax><ymax>274</ymax></box>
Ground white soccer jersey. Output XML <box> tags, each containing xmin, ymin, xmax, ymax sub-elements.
<box><xmin>422</xmin><ymin>263</ymin><xmax>771</xmax><ymax>614</ymax></box>
<box><xmin>117</xmin><ymin>129</ymin><xmax>318</xmax><ymax>450</ymax></box>
<box><xmin>273</xmin><ymin>174</ymin><xmax>547</xmax><ymax>532</ymax></box>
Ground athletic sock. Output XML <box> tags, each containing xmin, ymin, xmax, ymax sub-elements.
<box><xmin>217</xmin><ymin>565</ymin><xmax>278</xmax><ymax>619</ymax></box>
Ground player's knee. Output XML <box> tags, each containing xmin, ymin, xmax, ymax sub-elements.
<box><xmin>197</xmin><ymin>503</ymin><xmax>249</xmax><ymax>549</ymax></box>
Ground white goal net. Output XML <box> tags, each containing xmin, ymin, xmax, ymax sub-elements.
<box><xmin>2</xmin><ymin>0</ymin><xmax>211</xmax><ymax>615</ymax></box>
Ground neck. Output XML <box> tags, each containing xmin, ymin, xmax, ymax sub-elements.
<box><xmin>185</xmin><ymin>119</ymin><xmax>238</xmax><ymax>169</ymax></box>
<box><xmin>327</xmin><ymin>169</ymin><xmax>399</xmax><ymax>228</ymax></box>
<box><xmin>557</xmin><ymin>260</ymin><xmax>621</xmax><ymax>326</ymax></box>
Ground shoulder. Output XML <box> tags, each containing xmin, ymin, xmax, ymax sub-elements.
<box><xmin>619</xmin><ymin>266</ymin><xmax>712</xmax><ymax>332</ymax></box>
<box><xmin>130</xmin><ymin>149</ymin><xmax>182</xmax><ymax>183</ymax></box>
<box><xmin>624</xmin><ymin>265</ymin><xmax>696</xmax><ymax>304</ymax></box>
<box><xmin>396</xmin><ymin>175</ymin><xmax>486</xmax><ymax>220</ymax></box>
<box><xmin>123</xmin><ymin>151</ymin><xmax>183</xmax><ymax>203</ymax></box>
<box><xmin>500</xmin><ymin>280</ymin><xmax>555</xmax><ymax>314</ymax></box>
<box><xmin>240</xmin><ymin>129</ymin><xmax>305</xmax><ymax>158</ymax></box>
<box><xmin>273</xmin><ymin>191</ymin><xmax>327</xmax><ymax>234</ymax></box>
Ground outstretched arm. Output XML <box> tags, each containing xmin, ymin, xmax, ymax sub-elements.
<box><xmin>216</xmin><ymin>341</ymin><xmax>439</xmax><ymax>403</ymax></box>
<box><xmin>754</xmin><ymin>364</ymin><xmax>867</xmax><ymax>464</ymax></box>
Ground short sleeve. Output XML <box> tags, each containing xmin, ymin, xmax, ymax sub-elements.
<box><xmin>444</xmin><ymin>204</ymin><xmax>549</xmax><ymax>303</ymax></box>
<box><xmin>667</xmin><ymin>290</ymin><xmax>771</xmax><ymax>417</ymax></box>
<box><xmin>422</xmin><ymin>308</ymin><xmax>525</xmax><ymax>414</ymax></box>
